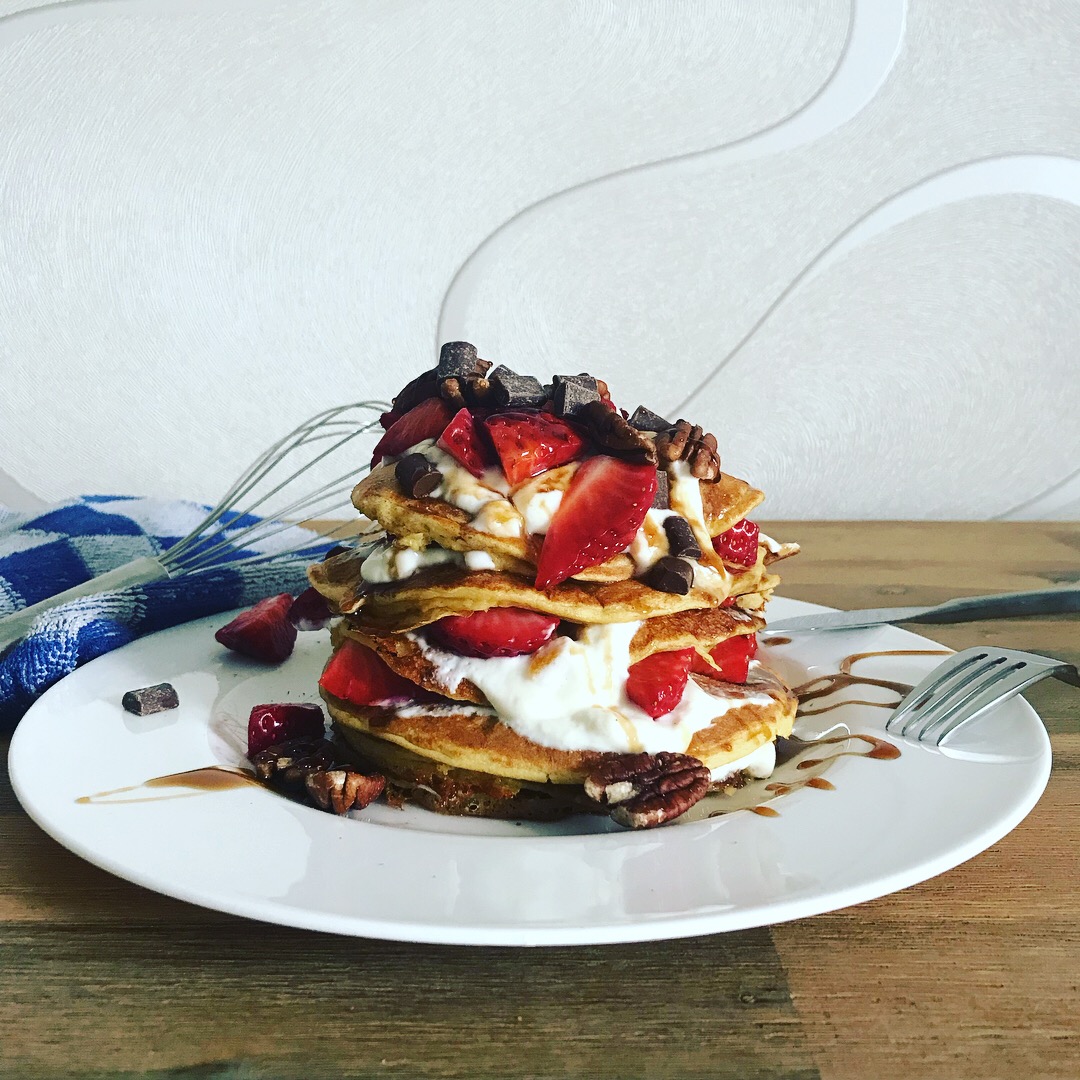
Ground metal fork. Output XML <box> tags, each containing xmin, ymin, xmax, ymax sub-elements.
<box><xmin>886</xmin><ymin>647</ymin><xmax>1080</xmax><ymax>746</ymax></box>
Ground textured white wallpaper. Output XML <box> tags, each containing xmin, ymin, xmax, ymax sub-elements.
<box><xmin>0</xmin><ymin>0</ymin><xmax>1078</xmax><ymax>518</ymax></box>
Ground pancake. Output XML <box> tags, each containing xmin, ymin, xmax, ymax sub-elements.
<box><xmin>338</xmin><ymin>606</ymin><xmax>764</xmax><ymax>705</ymax></box>
<box><xmin>309</xmin><ymin>551</ymin><xmax>779</xmax><ymax>628</ymax></box>
<box><xmin>353</xmin><ymin>462</ymin><xmax>770</xmax><ymax>584</ymax></box>
<box><xmin>322</xmin><ymin>662</ymin><xmax>796</xmax><ymax>787</ymax></box>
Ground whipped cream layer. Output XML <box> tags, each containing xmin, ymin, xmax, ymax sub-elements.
<box><xmin>410</xmin><ymin>621</ymin><xmax>776</xmax><ymax>756</ymax></box>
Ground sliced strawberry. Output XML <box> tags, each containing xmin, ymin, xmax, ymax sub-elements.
<box><xmin>711</xmin><ymin>519</ymin><xmax>760</xmax><ymax>569</ymax></box>
<box><xmin>691</xmin><ymin>633</ymin><xmax>758</xmax><ymax>682</ymax></box>
<box><xmin>437</xmin><ymin>407</ymin><xmax>495</xmax><ymax>477</ymax></box>
<box><xmin>428</xmin><ymin>607</ymin><xmax>560</xmax><ymax>658</ymax></box>
<box><xmin>247</xmin><ymin>703</ymin><xmax>325</xmax><ymax>757</ymax></box>
<box><xmin>484</xmin><ymin>411</ymin><xmax>585</xmax><ymax>486</ymax></box>
<box><xmin>215</xmin><ymin>594</ymin><xmax>297</xmax><ymax>663</ymax></box>
<box><xmin>287</xmin><ymin>586</ymin><xmax>333</xmax><ymax>631</ymax></box>
<box><xmin>370</xmin><ymin>397</ymin><xmax>454</xmax><ymax>467</ymax></box>
<box><xmin>535</xmin><ymin>456</ymin><xmax>657</xmax><ymax>589</ymax></box>
<box><xmin>379</xmin><ymin>408</ymin><xmax>402</xmax><ymax>430</ymax></box>
<box><xmin>319</xmin><ymin>639</ymin><xmax>422</xmax><ymax>707</ymax></box>
<box><xmin>626</xmin><ymin>648</ymin><xmax>695</xmax><ymax>719</ymax></box>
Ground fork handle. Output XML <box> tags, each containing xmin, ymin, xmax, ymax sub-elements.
<box><xmin>915</xmin><ymin>587</ymin><xmax>1080</xmax><ymax>624</ymax></box>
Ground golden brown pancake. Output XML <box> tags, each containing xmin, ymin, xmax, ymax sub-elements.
<box><xmin>322</xmin><ymin>663</ymin><xmax>796</xmax><ymax>787</ymax></box>
<box><xmin>309</xmin><ymin>550</ymin><xmax>780</xmax><ymax>628</ymax></box>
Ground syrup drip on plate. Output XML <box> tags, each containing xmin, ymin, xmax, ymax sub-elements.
<box><xmin>689</xmin><ymin>650</ymin><xmax>946</xmax><ymax>822</ymax></box>
<box><xmin>76</xmin><ymin>767</ymin><xmax>258</xmax><ymax>804</ymax></box>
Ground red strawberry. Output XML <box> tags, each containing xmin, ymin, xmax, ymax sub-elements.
<box><xmin>428</xmin><ymin>607</ymin><xmax>560</xmax><ymax>658</ymax></box>
<box><xmin>247</xmin><ymin>702</ymin><xmax>325</xmax><ymax>757</ymax></box>
<box><xmin>319</xmin><ymin>639</ymin><xmax>422</xmax><ymax>706</ymax></box>
<box><xmin>711</xmin><ymin>519</ymin><xmax>760</xmax><ymax>569</ymax></box>
<box><xmin>626</xmin><ymin>648</ymin><xmax>695</xmax><ymax>719</ymax></box>
<box><xmin>437</xmin><ymin>407</ymin><xmax>495</xmax><ymax>477</ymax></box>
<box><xmin>691</xmin><ymin>633</ymin><xmax>758</xmax><ymax>682</ymax></box>
<box><xmin>215</xmin><ymin>594</ymin><xmax>297</xmax><ymax>663</ymax></box>
<box><xmin>535</xmin><ymin>456</ymin><xmax>657</xmax><ymax>589</ymax></box>
<box><xmin>370</xmin><ymin>397</ymin><xmax>453</xmax><ymax>466</ymax></box>
<box><xmin>484</xmin><ymin>411</ymin><xmax>585</xmax><ymax>486</ymax></box>
<box><xmin>287</xmin><ymin>586</ymin><xmax>333</xmax><ymax>631</ymax></box>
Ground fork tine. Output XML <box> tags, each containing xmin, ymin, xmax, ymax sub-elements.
<box><xmin>916</xmin><ymin>659</ymin><xmax>1033</xmax><ymax>744</ymax></box>
<box><xmin>886</xmin><ymin>649</ymin><xmax>988</xmax><ymax>734</ymax></box>
<box><xmin>899</xmin><ymin>654</ymin><xmax>1011</xmax><ymax>737</ymax></box>
<box><xmin>924</xmin><ymin>661</ymin><xmax>1054</xmax><ymax>745</ymax></box>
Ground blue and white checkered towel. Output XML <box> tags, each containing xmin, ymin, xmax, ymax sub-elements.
<box><xmin>0</xmin><ymin>495</ymin><xmax>332</xmax><ymax>729</ymax></box>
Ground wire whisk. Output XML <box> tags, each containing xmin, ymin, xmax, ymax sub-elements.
<box><xmin>0</xmin><ymin>402</ymin><xmax>388</xmax><ymax>650</ymax></box>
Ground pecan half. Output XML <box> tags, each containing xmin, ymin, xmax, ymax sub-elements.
<box><xmin>440</xmin><ymin>358</ymin><xmax>494</xmax><ymax>408</ymax></box>
<box><xmin>580</xmin><ymin>400</ymin><xmax>658</xmax><ymax>465</ymax></box>
<box><xmin>584</xmin><ymin>751</ymin><xmax>710</xmax><ymax>828</ymax></box>
<box><xmin>654</xmin><ymin>420</ymin><xmax>721</xmax><ymax>481</ymax></box>
<box><xmin>306</xmin><ymin>768</ymin><xmax>387</xmax><ymax>815</ymax></box>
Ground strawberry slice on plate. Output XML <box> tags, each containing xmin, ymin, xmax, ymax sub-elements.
<box><xmin>711</xmin><ymin>519</ymin><xmax>760</xmax><ymax>569</ymax></box>
<box><xmin>428</xmin><ymin>607</ymin><xmax>560</xmax><ymax>658</ymax></box>
<box><xmin>484</xmin><ymin>411</ymin><xmax>585</xmax><ymax>486</ymax></box>
<box><xmin>437</xmin><ymin>407</ymin><xmax>495</xmax><ymax>477</ymax></box>
<box><xmin>247</xmin><ymin>703</ymin><xmax>325</xmax><ymax>757</ymax></box>
<box><xmin>626</xmin><ymin>648</ymin><xmax>695</xmax><ymax>719</ymax></box>
<box><xmin>370</xmin><ymin>397</ymin><xmax>454</xmax><ymax>466</ymax></box>
<box><xmin>215</xmin><ymin>594</ymin><xmax>297</xmax><ymax>663</ymax></box>
<box><xmin>319</xmin><ymin>639</ymin><xmax>422</xmax><ymax>706</ymax></box>
<box><xmin>535</xmin><ymin>456</ymin><xmax>658</xmax><ymax>589</ymax></box>
<box><xmin>691</xmin><ymin>633</ymin><xmax>758</xmax><ymax>682</ymax></box>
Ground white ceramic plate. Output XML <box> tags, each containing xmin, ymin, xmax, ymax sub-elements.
<box><xmin>9</xmin><ymin>597</ymin><xmax>1051</xmax><ymax>946</ymax></box>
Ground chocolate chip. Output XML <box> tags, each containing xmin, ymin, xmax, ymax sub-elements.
<box><xmin>122</xmin><ymin>682</ymin><xmax>179</xmax><ymax>716</ymax></box>
<box><xmin>487</xmin><ymin>366</ymin><xmax>547</xmax><ymax>410</ymax></box>
<box><xmin>395</xmin><ymin>453</ymin><xmax>441</xmax><ymax>498</ymax></box>
<box><xmin>652</xmin><ymin>469</ymin><xmax>670</xmax><ymax>510</ymax></box>
<box><xmin>663</xmin><ymin>516</ymin><xmax>701</xmax><ymax>559</ymax></box>
<box><xmin>552</xmin><ymin>374</ymin><xmax>600</xmax><ymax>418</ymax></box>
<box><xmin>641</xmin><ymin>556</ymin><xmax>694</xmax><ymax>595</ymax></box>
<box><xmin>436</xmin><ymin>341</ymin><xmax>479</xmax><ymax>378</ymax></box>
<box><xmin>628</xmin><ymin>405</ymin><xmax>670</xmax><ymax>432</ymax></box>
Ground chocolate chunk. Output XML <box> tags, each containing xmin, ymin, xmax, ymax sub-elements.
<box><xmin>122</xmin><ymin>682</ymin><xmax>179</xmax><ymax>716</ymax></box>
<box><xmin>436</xmin><ymin>341</ymin><xmax>479</xmax><ymax>378</ymax></box>
<box><xmin>641</xmin><ymin>556</ymin><xmax>694</xmax><ymax>595</ymax></box>
<box><xmin>652</xmin><ymin>469</ymin><xmax>670</xmax><ymax>509</ymax></box>
<box><xmin>628</xmin><ymin>405</ymin><xmax>670</xmax><ymax>432</ymax></box>
<box><xmin>395</xmin><ymin>453</ymin><xmax>441</xmax><ymax>498</ymax></box>
<box><xmin>663</xmin><ymin>516</ymin><xmax>701</xmax><ymax>559</ymax></box>
<box><xmin>487</xmin><ymin>366</ymin><xmax>547</xmax><ymax>410</ymax></box>
<box><xmin>552</xmin><ymin>374</ymin><xmax>600</xmax><ymax>418</ymax></box>
<box><xmin>392</xmin><ymin>368</ymin><xmax>439</xmax><ymax>413</ymax></box>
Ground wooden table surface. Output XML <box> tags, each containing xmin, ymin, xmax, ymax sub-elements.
<box><xmin>2</xmin><ymin>522</ymin><xmax>1077</xmax><ymax>1080</ymax></box>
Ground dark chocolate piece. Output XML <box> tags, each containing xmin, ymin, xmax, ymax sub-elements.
<box><xmin>652</xmin><ymin>469</ymin><xmax>670</xmax><ymax>509</ymax></box>
<box><xmin>395</xmin><ymin>453</ymin><xmax>441</xmax><ymax>498</ymax></box>
<box><xmin>122</xmin><ymin>682</ymin><xmax>180</xmax><ymax>716</ymax></box>
<box><xmin>641</xmin><ymin>556</ymin><xmax>694</xmax><ymax>595</ymax></box>
<box><xmin>436</xmin><ymin>341</ymin><xmax>479</xmax><ymax>378</ymax></box>
<box><xmin>662</xmin><ymin>515</ymin><xmax>701</xmax><ymax>559</ymax></box>
<box><xmin>487</xmin><ymin>366</ymin><xmax>547</xmax><ymax>410</ymax></box>
<box><xmin>628</xmin><ymin>405</ymin><xmax>670</xmax><ymax>432</ymax></box>
<box><xmin>391</xmin><ymin>368</ymin><xmax>439</xmax><ymax>413</ymax></box>
<box><xmin>552</xmin><ymin>373</ymin><xmax>600</xmax><ymax>418</ymax></box>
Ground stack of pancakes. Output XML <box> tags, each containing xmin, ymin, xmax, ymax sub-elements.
<box><xmin>308</xmin><ymin>348</ymin><xmax>799</xmax><ymax>824</ymax></box>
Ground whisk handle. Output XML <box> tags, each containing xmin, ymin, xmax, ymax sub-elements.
<box><xmin>0</xmin><ymin>556</ymin><xmax>171</xmax><ymax>653</ymax></box>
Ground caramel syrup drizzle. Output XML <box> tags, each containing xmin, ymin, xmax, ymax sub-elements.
<box><xmin>792</xmin><ymin>649</ymin><xmax>951</xmax><ymax>716</ymax></box>
<box><xmin>76</xmin><ymin>766</ymin><xmax>258</xmax><ymax>804</ymax></box>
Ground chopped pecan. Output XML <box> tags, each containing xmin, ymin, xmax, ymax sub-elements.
<box><xmin>654</xmin><ymin>420</ymin><xmax>721</xmax><ymax>481</ymax></box>
<box><xmin>580</xmin><ymin>400</ymin><xmax>658</xmax><ymax>465</ymax></box>
<box><xmin>584</xmin><ymin>751</ymin><xmax>710</xmax><ymax>828</ymax></box>
<box><xmin>306</xmin><ymin>768</ymin><xmax>387</xmax><ymax>814</ymax></box>
<box><xmin>251</xmin><ymin>737</ymin><xmax>337</xmax><ymax>787</ymax></box>
<box><xmin>439</xmin><ymin>357</ymin><xmax>494</xmax><ymax>408</ymax></box>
